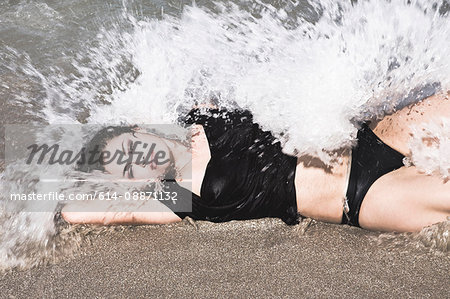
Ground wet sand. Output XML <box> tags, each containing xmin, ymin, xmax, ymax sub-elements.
<box><xmin>1</xmin><ymin>218</ymin><xmax>448</xmax><ymax>298</ymax></box>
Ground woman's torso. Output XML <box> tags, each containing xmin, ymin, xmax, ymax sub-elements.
<box><xmin>293</xmin><ymin>155</ymin><xmax>350</xmax><ymax>223</ymax></box>
<box><xmin>188</xmin><ymin>113</ymin><xmax>347</xmax><ymax>224</ymax></box>
<box><xmin>182</xmin><ymin>108</ymin><xmax>299</xmax><ymax>224</ymax></box>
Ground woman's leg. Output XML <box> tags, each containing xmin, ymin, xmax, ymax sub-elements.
<box><xmin>370</xmin><ymin>92</ymin><xmax>450</xmax><ymax>156</ymax></box>
<box><xmin>359</xmin><ymin>166</ymin><xmax>450</xmax><ymax>232</ymax></box>
<box><xmin>359</xmin><ymin>92</ymin><xmax>450</xmax><ymax>232</ymax></box>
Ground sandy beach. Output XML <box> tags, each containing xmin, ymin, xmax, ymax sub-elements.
<box><xmin>1</xmin><ymin>218</ymin><xmax>448</xmax><ymax>298</ymax></box>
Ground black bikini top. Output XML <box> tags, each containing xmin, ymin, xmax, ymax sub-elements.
<box><xmin>163</xmin><ymin>108</ymin><xmax>300</xmax><ymax>225</ymax></box>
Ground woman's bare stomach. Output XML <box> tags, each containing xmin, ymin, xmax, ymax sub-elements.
<box><xmin>294</xmin><ymin>154</ymin><xmax>351</xmax><ymax>224</ymax></box>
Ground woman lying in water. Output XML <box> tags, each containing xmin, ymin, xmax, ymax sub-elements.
<box><xmin>61</xmin><ymin>93</ymin><xmax>450</xmax><ymax>232</ymax></box>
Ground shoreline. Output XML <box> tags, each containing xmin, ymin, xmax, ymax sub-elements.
<box><xmin>1</xmin><ymin>218</ymin><xmax>448</xmax><ymax>297</ymax></box>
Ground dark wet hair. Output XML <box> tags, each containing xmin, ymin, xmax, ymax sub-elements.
<box><xmin>76</xmin><ymin>125</ymin><xmax>138</xmax><ymax>173</ymax></box>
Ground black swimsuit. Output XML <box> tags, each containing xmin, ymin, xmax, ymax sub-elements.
<box><xmin>172</xmin><ymin>108</ymin><xmax>300</xmax><ymax>225</ymax></box>
<box><xmin>164</xmin><ymin>108</ymin><xmax>405</xmax><ymax>227</ymax></box>
<box><xmin>342</xmin><ymin>123</ymin><xmax>405</xmax><ymax>227</ymax></box>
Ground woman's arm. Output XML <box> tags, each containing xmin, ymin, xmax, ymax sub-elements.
<box><xmin>61</xmin><ymin>199</ymin><xmax>182</xmax><ymax>225</ymax></box>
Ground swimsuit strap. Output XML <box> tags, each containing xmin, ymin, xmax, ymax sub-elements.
<box><xmin>342</xmin><ymin>150</ymin><xmax>352</xmax><ymax>223</ymax></box>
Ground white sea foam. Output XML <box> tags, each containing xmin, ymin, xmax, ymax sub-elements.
<box><xmin>409</xmin><ymin>116</ymin><xmax>450</xmax><ymax>179</ymax></box>
<box><xmin>83</xmin><ymin>0</ymin><xmax>450</xmax><ymax>163</ymax></box>
<box><xmin>1</xmin><ymin>0</ymin><xmax>449</xmax><ymax>269</ymax></box>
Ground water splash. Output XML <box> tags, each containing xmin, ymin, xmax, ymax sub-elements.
<box><xmin>374</xmin><ymin>219</ymin><xmax>450</xmax><ymax>254</ymax></box>
<box><xmin>409</xmin><ymin>115</ymin><xmax>450</xmax><ymax>179</ymax></box>
<box><xmin>1</xmin><ymin>0</ymin><xmax>449</xmax><ymax>269</ymax></box>
<box><xmin>82</xmin><ymin>0</ymin><xmax>450</xmax><ymax>162</ymax></box>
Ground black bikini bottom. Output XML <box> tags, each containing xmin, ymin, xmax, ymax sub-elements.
<box><xmin>342</xmin><ymin>123</ymin><xmax>405</xmax><ymax>227</ymax></box>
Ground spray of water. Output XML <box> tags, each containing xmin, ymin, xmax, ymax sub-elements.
<box><xmin>1</xmin><ymin>0</ymin><xmax>449</xmax><ymax>269</ymax></box>
<box><xmin>85</xmin><ymin>0</ymin><xmax>450</xmax><ymax>164</ymax></box>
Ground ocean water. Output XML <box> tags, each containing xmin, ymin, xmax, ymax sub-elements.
<box><xmin>0</xmin><ymin>0</ymin><xmax>449</xmax><ymax>269</ymax></box>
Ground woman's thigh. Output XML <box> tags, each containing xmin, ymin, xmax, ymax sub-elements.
<box><xmin>359</xmin><ymin>166</ymin><xmax>450</xmax><ymax>232</ymax></box>
<box><xmin>370</xmin><ymin>93</ymin><xmax>450</xmax><ymax>156</ymax></box>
